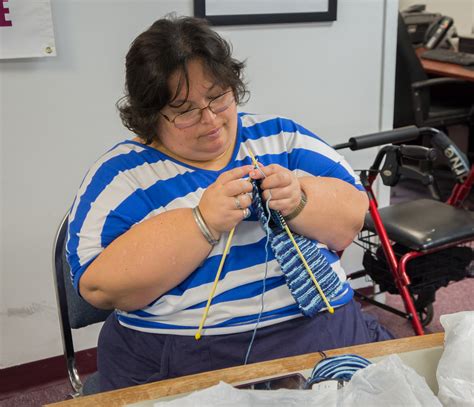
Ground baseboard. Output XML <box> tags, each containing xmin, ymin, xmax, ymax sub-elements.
<box><xmin>0</xmin><ymin>348</ymin><xmax>97</xmax><ymax>395</ymax></box>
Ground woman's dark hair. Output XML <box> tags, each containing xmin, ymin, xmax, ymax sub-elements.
<box><xmin>117</xmin><ymin>15</ymin><xmax>248</xmax><ymax>144</ymax></box>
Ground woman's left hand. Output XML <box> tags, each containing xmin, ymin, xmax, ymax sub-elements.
<box><xmin>249</xmin><ymin>164</ymin><xmax>302</xmax><ymax>216</ymax></box>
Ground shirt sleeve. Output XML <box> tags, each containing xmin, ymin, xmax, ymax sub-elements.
<box><xmin>284</xmin><ymin>119</ymin><xmax>364</xmax><ymax>191</ymax></box>
<box><xmin>66</xmin><ymin>158</ymin><xmax>138</xmax><ymax>294</ymax></box>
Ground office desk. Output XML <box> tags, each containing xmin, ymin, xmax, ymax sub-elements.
<box><xmin>416</xmin><ymin>48</ymin><xmax>474</xmax><ymax>82</ymax></box>
<box><xmin>45</xmin><ymin>333</ymin><xmax>444</xmax><ymax>407</ymax></box>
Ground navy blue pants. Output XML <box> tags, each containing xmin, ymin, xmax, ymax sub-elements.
<box><xmin>98</xmin><ymin>299</ymin><xmax>393</xmax><ymax>391</ymax></box>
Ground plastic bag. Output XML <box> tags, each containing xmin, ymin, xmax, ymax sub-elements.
<box><xmin>437</xmin><ymin>311</ymin><xmax>474</xmax><ymax>407</ymax></box>
<box><xmin>341</xmin><ymin>354</ymin><xmax>441</xmax><ymax>406</ymax></box>
<box><xmin>153</xmin><ymin>381</ymin><xmax>338</xmax><ymax>406</ymax></box>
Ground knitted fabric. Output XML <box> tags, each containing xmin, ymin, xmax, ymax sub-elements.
<box><xmin>251</xmin><ymin>180</ymin><xmax>344</xmax><ymax>317</ymax></box>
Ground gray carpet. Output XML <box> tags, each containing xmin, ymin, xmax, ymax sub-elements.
<box><xmin>362</xmin><ymin>278</ymin><xmax>474</xmax><ymax>338</ymax></box>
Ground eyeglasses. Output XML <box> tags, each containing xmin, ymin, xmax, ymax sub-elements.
<box><xmin>160</xmin><ymin>90</ymin><xmax>234</xmax><ymax>129</ymax></box>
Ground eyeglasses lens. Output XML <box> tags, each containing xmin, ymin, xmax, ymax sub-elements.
<box><xmin>174</xmin><ymin>92</ymin><xmax>233</xmax><ymax>129</ymax></box>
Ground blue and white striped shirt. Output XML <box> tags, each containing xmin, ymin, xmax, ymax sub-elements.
<box><xmin>67</xmin><ymin>113</ymin><xmax>363</xmax><ymax>335</ymax></box>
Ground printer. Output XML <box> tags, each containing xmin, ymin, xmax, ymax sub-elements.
<box><xmin>401</xmin><ymin>5</ymin><xmax>441</xmax><ymax>45</ymax></box>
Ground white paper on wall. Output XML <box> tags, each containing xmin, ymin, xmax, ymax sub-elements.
<box><xmin>0</xmin><ymin>0</ymin><xmax>56</xmax><ymax>59</ymax></box>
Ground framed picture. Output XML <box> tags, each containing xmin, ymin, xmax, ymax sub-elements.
<box><xmin>194</xmin><ymin>0</ymin><xmax>338</xmax><ymax>26</ymax></box>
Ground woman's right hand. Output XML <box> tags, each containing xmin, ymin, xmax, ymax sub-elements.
<box><xmin>198</xmin><ymin>165</ymin><xmax>254</xmax><ymax>237</ymax></box>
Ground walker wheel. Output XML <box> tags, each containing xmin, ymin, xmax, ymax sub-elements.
<box><xmin>417</xmin><ymin>303</ymin><xmax>434</xmax><ymax>327</ymax></box>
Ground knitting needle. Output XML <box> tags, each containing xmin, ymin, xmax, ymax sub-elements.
<box><xmin>247</xmin><ymin>148</ymin><xmax>334</xmax><ymax>314</ymax></box>
<box><xmin>280</xmin><ymin>219</ymin><xmax>334</xmax><ymax>314</ymax></box>
<box><xmin>195</xmin><ymin>162</ymin><xmax>254</xmax><ymax>339</ymax></box>
<box><xmin>195</xmin><ymin>227</ymin><xmax>236</xmax><ymax>340</ymax></box>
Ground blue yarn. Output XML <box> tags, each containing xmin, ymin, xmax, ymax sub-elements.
<box><xmin>306</xmin><ymin>354</ymin><xmax>372</xmax><ymax>387</ymax></box>
<box><xmin>244</xmin><ymin>197</ymin><xmax>272</xmax><ymax>365</ymax></box>
<box><xmin>251</xmin><ymin>179</ymin><xmax>344</xmax><ymax>317</ymax></box>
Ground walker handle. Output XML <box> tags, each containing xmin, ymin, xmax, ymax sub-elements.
<box><xmin>422</xmin><ymin>127</ymin><xmax>470</xmax><ymax>183</ymax></box>
<box><xmin>333</xmin><ymin>126</ymin><xmax>420</xmax><ymax>151</ymax></box>
<box><xmin>399</xmin><ymin>145</ymin><xmax>437</xmax><ymax>161</ymax></box>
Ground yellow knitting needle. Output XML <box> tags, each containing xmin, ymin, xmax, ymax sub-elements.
<box><xmin>247</xmin><ymin>148</ymin><xmax>334</xmax><ymax>314</ymax></box>
<box><xmin>195</xmin><ymin>165</ymin><xmax>253</xmax><ymax>339</ymax></box>
<box><xmin>195</xmin><ymin>227</ymin><xmax>236</xmax><ymax>340</ymax></box>
<box><xmin>281</xmin><ymin>220</ymin><xmax>334</xmax><ymax>313</ymax></box>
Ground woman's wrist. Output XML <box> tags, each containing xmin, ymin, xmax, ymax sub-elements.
<box><xmin>192</xmin><ymin>206</ymin><xmax>220</xmax><ymax>246</ymax></box>
<box><xmin>284</xmin><ymin>191</ymin><xmax>307</xmax><ymax>222</ymax></box>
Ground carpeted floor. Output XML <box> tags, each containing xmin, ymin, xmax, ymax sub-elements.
<box><xmin>0</xmin><ymin>380</ymin><xmax>77</xmax><ymax>407</ymax></box>
<box><xmin>362</xmin><ymin>278</ymin><xmax>474</xmax><ymax>338</ymax></box>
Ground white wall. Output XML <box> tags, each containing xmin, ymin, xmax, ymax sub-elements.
<box><xmin>399</xmin><ymin>0</ymin><xmax>474</xmax><ymax>36</ymax></box>
<box><xmin>0</xmin><ymin>0</ymin><xmax>398</xmax><ymax>368</ymax></box>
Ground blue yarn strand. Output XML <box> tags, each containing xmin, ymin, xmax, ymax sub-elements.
<box><xmin>244</xmin><ymin>195</ymin><xmax>272</xmax><ymax>365</ymax></box>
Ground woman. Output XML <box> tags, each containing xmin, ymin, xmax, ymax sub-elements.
<box><xmin>67</xmin><ymin>15</ymin><xmax>392</xmax><ymax>391</ymax></box>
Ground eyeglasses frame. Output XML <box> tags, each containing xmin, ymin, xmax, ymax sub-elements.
<box><xmin>159</xmin><ymin>90</ymin><xmax>234</xmax><ymax>129</ymax></box>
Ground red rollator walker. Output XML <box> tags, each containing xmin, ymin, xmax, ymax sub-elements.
<box><xmin>334</xmin><ymin>125</ymin><xmax>474</xmax><ymax>335</ymax></box>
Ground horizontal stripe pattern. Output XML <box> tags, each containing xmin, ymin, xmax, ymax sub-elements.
<box><xmin>66</xmin><ymin>113</ymin><xmax>357</xmax><ymax>335</ymax></box>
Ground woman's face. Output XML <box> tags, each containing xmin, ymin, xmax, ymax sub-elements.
<box><xmin>155</xmin><ymin>59</ymin><xmax>238</xmax><ymax>165</ymax></box>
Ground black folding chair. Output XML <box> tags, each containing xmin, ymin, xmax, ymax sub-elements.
<box><xmin>52</xmin><ymin>213</ymin><xmax>112</xmax><ymax>397</ymax></box>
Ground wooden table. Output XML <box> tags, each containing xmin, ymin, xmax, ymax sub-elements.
<box><xmin>416</xmin><ymin>47</ymin><xmax>474</xmax><ymax>82</ymax></box>
<box><xmin>45</xmin><ymin>333</ymin><xmax>444</xmax><ymax>407</ymax></box>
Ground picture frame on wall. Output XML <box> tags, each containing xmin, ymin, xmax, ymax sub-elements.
<box><xmin>194</xmin><ymin>0</ymin><xmax>338</xmax><ymax>26</ymax></box>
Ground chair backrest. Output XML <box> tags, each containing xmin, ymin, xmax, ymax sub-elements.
<box><xmin>394</xmin><ymin>13</ymin><xmax>431</xmax><ymax>128</ymax></box>
<box><xmin>52</xmin><ymin>213</ymin><xmax>112</xmax><ymax>395</ymax></box>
